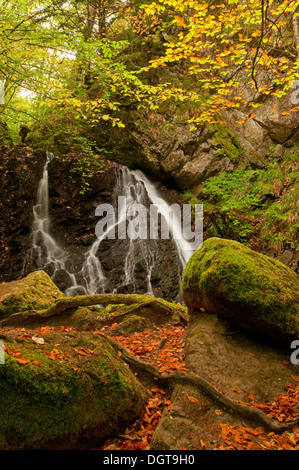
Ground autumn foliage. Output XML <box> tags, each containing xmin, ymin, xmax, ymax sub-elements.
<box><xmin>1</xmin><ymin>316</ymin><xmax>299</xmax><ymax>450</ymax></box>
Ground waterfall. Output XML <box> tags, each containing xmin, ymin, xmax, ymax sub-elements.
<box><xmin>131</xmin><ymin>169</ymin><xmax>196</xmax><ymax>270</ymax></box>
<box><xmin>80</xmin><ymin>166</ymin><xmax>158</xmax><ymax>295</ymax></box>
<box><xmin>29</xmin><ymin>157</ymin><xmax>199</xmax><ymax>298</ymax></box>
<box><xmin>30</xmin><ymin>152</ymin><xmax>84</xmax><ymax>296</ymax></box>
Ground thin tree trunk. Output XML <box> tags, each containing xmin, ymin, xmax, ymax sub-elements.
<box><xmin>293</xmin><ymin>12</ymin><xmax>299</xmax><ymax>59</ymax></box>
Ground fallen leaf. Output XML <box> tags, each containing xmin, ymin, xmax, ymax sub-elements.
<box><xmin>187</xmin><ymin>395</ymin><xmax>199</xmax><ymax>403</ymax></box>
<box><xmin>32</xmin><ymin>336</ymin><xmax>44</xmax><ymax>345</ymax></box>
<box><xmin>76</xmin><ymin>347</ymin><xmax>95</xmax><ymax>356</ymax></box>
<box><xmin>200</xmin><ymin>439</ymin><xmax>206</xmax><ymax>449</ymax></box>
<box><xmin>15</xmin><ymin>357</ymin><xmax>29</xmax><ymax>365</ymax></box>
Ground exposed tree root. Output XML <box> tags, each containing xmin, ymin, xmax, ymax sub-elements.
<box><xmin>102</xmin><ymin>333</ymin><xmax>299</xmax><ymax>434</ymax></box>
<box><xmin>0</xmin><ymin>294</ymin><xmax>186</xmax><ymax>327</ymax></box>
<box><xmin>1</xmin><ymin>294</ymin><xmax>296</xmax><ymax>435</ymax></box>
<box><xmin>44</xmin><ymin>294</ymin><xmax>178</xmax><ymax>318</ymax></box>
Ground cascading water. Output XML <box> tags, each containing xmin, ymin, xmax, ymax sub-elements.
<box><xmin>80</xmin><ymin>166</ymin><xmax>158</xmax><ymax>295</ymax></box>
<box><xmin>113</xmin><ymin>166</ymin><xmax>158</xmax><ymax>295</ymax></box>
<box><xmin>30</xmin><ymin>151</ymin><xmax>83</xmax><ymax>296</ymax></box>
<box><xmin>29</xmin><ymin>156</ymin><xmax>200</xmax><ymax>299</ymax></box>
<box><xmin>131</xmin><ymin>169</ymin><xmax>196</xmax><ymax>270</ymax></box>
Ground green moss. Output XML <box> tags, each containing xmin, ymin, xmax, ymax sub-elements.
<box><xmin>150</xmin><ymin>437</ymin><xmax>171</xmax><ymax>450</ymax></box>
<box><xmin>210</xmin><ymin>122</ymin><xmax>243</xmax><ymax>160</ymax></box>
<box><xmin>200</xmin><ymin>150</ymin><xmax>299</xmax><ymax>248</ymax></box>
<box><xmin>182</xmin><ymin>238</ymin><xmax>299</xmax><ymax>337</ymax></box>
<box><xmin>0</xmin><ymin>332</ymin><xmax>145</xmax><ymax>449</ymax></box>
<box><xmin>0</xmin><ymin>271</ymin><xmax>64</xmax><ymax>319</ymax></box>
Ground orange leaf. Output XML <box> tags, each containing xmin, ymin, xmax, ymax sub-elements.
<box><xmin>77</xmin><ymin>347</ymin><xmax>95</xmax><ymax>356</ymax></box>
<box><xmin>174</xmin><ymin>16</ymin><xmax>187</xmax><ymax>27</ymax></box>
<box><xmin>200</xmin><ymin>439</ymin><xmax>206</xmax><ymax>449</ymax></box>
<box><xmin>187</xmin><ymin>395</ymin><xmax>199</xmax><ymax>404</ymax></box>
<box><xmin>215</xmin><ymin>409</ymin><xmax>222</xmax><ymax>415</ymax></box>
<box><xmin>15</xmin><ymin>357</ymin><xmax>29</xmax><ymax>365</ymax></box>
<box><xmin>4</xmin><ymin>345</ymin><xmax>13</xmax><ymax>355</ymax></box>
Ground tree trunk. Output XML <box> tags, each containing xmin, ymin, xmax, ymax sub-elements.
<box><xmin>293</xmin><ymin>12</ymin><xmax>299</xmax><ymax>59</ymax></box>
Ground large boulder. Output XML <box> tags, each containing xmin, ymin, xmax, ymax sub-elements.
<box><xmin>181</xmin><ymin>238</ymin><xmax>299</xmax><ymax>344</ymax></box>
<box><xmin>0</xmin><ymin>329</ymin><xmax>146</xmax><ymax>449</ymax></box>
<box><xmin>0</xmin><ymin>270</ymin><xmax>64</xmax><ymax>319</ymax></box>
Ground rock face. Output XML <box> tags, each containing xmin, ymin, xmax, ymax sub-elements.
<box><xmin>0</xmin><ymin>270</ymin><xmax>64</xmax><ymax>319</ymax></box>
<box><xmin>0</xmin><ymin>147</ymin><xmax>50</xmax><ymax>280</ymax></box>
<box><xmin>0</xmin><ymin>146</ymin><xmax>183</xmax><ymax>301</ymax></box>
<box><xmin>109</xmin><ymin>113</ymin><xmax>241</xmax><ymax>191</ymax></box>
<box><xmin>181</xmin><ymin>238</ymin><xmax>299</xmax><ymax>344</ymax></box>
<box><xmin>104</xmin><ymin>86</ymin><xmax>299</xmax><ymax>193</ymax></box>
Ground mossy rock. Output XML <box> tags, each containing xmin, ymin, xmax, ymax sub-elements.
<box><xmin>181</xmin><ymin>238</ymin><xmax>299</xmax><ymax>344</ymax></box>
<box><xmin>0</xmin><ymin>329</ymin><xmax>146</xmax><ymax>449</ymax></box>
<box><xmin>0</xmin><ymin>271</ymin><xmax>64</xmax><ymax>319</ymax></box>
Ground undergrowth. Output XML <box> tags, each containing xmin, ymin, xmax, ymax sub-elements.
<box><xmin>185</xmin><ymin>148</ymin><xmax>299</xmax><ymax>253</ymax></box>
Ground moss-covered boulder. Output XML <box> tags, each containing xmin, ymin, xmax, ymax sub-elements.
<box><xmin>0</xmin><ymin>271</ymin><xmax>64</xmax><ymax>319</ymax></box>
<box><xmin>0</xmin><ymin>328</ymin><xmax>146</xmax><ymax>449</ymax></box>
<box><xmin>181</xmin><ymin>238</ymin><xmax>299</xmax><ymax>344</ymax></box>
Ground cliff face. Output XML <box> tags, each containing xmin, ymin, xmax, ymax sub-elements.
<box><xmin>0</xmin><ymin>146</ymin><xmax>184</xmax><ymax>300</ymax></box>
<box><xmin>105</xmin><ymin>86</ymin><xmax>299</xmax><ymax>194</ymax></box>
<box><xmin>0</xmin><ymin>147</ymin><xmax>47</xmax><ymax>281</ymax></box>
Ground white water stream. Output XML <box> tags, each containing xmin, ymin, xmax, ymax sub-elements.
<box><xmin>131</xmin><ymin>169</ymin><xmax>197</xmax><ymax>269</ymax></box>
<box><xmin>30</xmin><ymin>152</ymin><xmax>82</xmax><ymax>296</ymax></box>
<box><xmin>30</xmin><ymin>157</ymin><xmax>198</xmax><ymax>297</ymax></box>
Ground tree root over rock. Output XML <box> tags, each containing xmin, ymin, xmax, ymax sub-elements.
<box><xmin>101</xmin><ymin>333</ymin><xmax>298</xmax><ymax>434</ymax></box>
<box><xmin>45</xmin><ymin>294</ymin><xmax>181</xmax><ymax>318</ymax></box>
<box><xmin>1</xmin><ymin>294</ymin><xmax>186</xmax><ymax>327</ymax></box>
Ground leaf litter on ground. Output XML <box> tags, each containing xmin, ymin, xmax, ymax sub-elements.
<box><xmin>2</xmin><ymin>322</ymin><xmax>299</xmax><ymax>450</ymax></box>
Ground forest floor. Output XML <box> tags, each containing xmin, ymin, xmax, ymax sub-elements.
<box><xmin>97</xmin><ymin>316</ymin><xmax>299</xmax><ymax>451</ymax></box>
<box><xmin>2</xmin><ymin>302</ymin><xmax>299</xmax><ymax>451</ymax></box>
